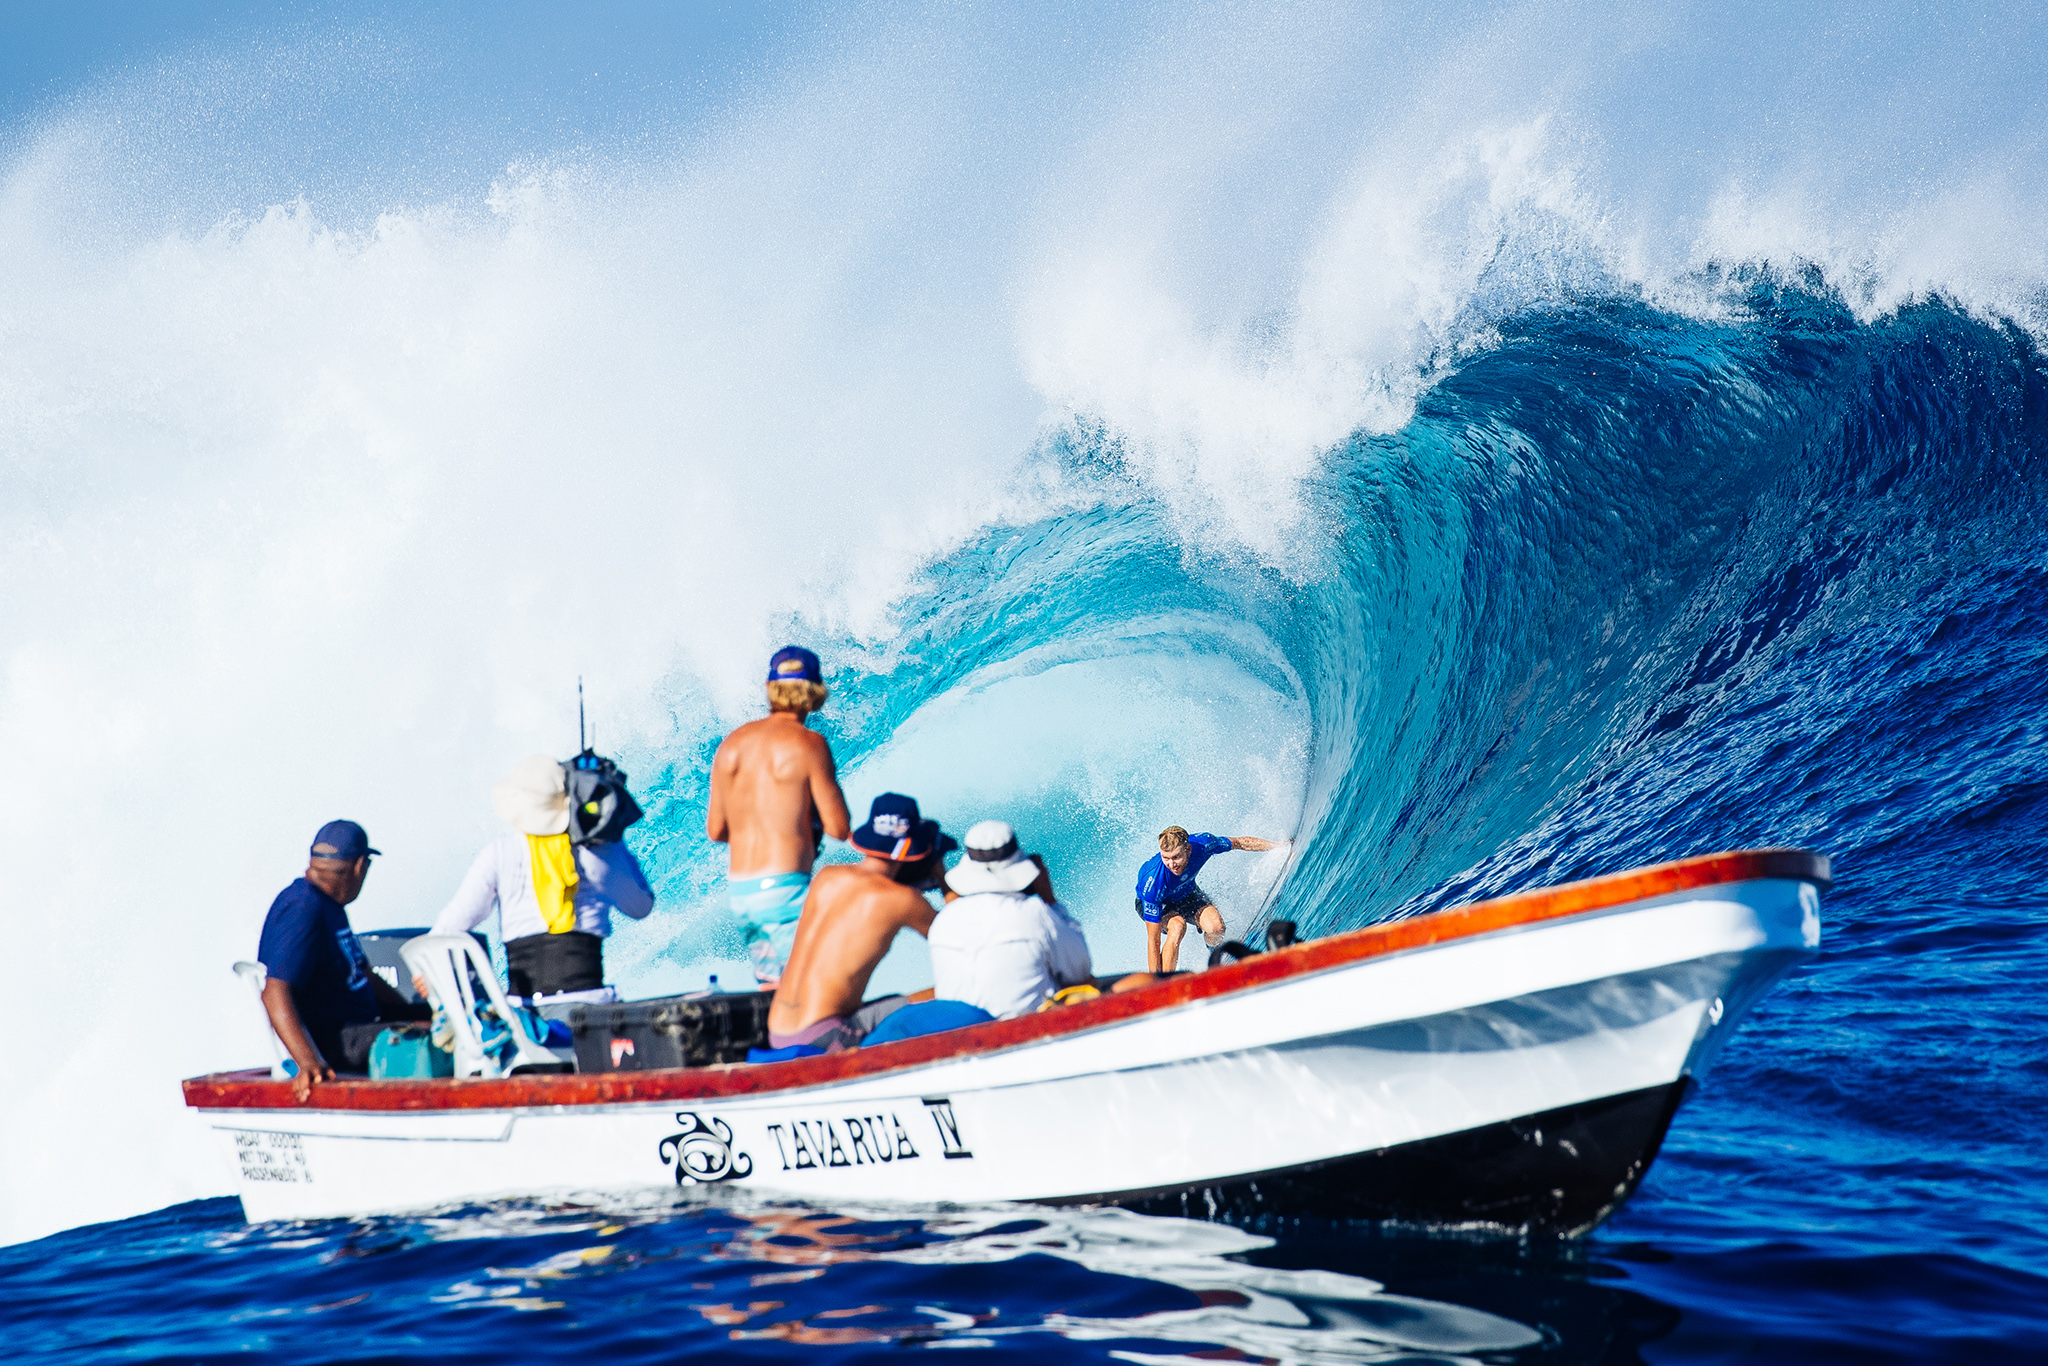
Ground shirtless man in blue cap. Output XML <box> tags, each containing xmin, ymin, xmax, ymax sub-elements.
<box><xmin>707</xmin><ymin>646</ymin><xmax>853</xmax><ymax>986</ymax></box>
<box><xmin>1136</xmin><ymin>825</ymin><xmax>1288</xmax><ymax>972</ymax></box>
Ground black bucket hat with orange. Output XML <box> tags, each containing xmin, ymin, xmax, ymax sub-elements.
<box><xmin>850</xmin><ymin>793</ymin><xmax>956</xmax><ymax>861</ymax></box>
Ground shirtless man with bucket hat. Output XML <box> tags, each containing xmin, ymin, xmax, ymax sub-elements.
<box><xmin>756</xmin><ymin>793</ymin><xmax>955</xmax><ymax>1059</ymax></box>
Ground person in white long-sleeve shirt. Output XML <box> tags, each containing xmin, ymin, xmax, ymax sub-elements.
<box><xmin>929</xmin><ymin>821</ymin><xmax>1092</xmax><ymax>1020</ymax></box>
<box><xmin>431</xmin><ymin>754</ymin><xmax>655</xmax><ymax>1001</ymax></box>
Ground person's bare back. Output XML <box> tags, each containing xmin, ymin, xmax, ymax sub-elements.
<box><xmin>767</xmin><ymin>857</ymin><xmax>938</xmax><ymax>1038</ymax></box>
<box><xmin>712</xmin><ymin>648</ymin><xmax>856</xmax><ymax>988</ymax></box>
<box><xmin>707</xmin><ymin>713</ymin><xmax>850</xmax><ymax>877</ymax></box>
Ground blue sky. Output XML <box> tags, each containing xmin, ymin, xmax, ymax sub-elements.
<box><xmin>0</xmin><ymin>3</ymin><xmax>805</xmax><ymax>117</ymax></box>
<box><xmin>11</xmin><ymin>1</ymin><xmax>2043</xmax><ymax>206</ymax></box>
<box><xmin>0</xmin><ymin>3</ymin><xmax>807</xmax><ymax>169</ymax></box>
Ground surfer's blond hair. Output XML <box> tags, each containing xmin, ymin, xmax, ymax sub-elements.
<box><xmin>767</xmin><ymin>679</ymin><xmax>830</xmax><ymax>716</ymax></box>
<box><xmin>1158</xmin><ymin>826</ymin><xmax>1191</xmax><ymax>854</ymax></box>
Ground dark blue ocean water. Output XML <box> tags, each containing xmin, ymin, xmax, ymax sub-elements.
<box><xmin>9</xmin><ymin>285</ymin><xmax>2048</xmax><ymax>1362</ymax></box>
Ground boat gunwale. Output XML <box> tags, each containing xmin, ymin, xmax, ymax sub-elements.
<box><xmin>183</xmin><ymin>846</ymin><xmax>1828</xmax><ymax>1115</ymax></box>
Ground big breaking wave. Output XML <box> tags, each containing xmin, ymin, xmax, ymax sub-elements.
<box><xmin>3</xmin><ymin>1</ymin><xmax>2046</xmax><ymax>1250</ymax></box>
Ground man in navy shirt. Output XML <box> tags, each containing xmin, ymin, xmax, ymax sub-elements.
<box><xmin>258</xmin><ymin>820</ymin><xmax>425</xmax><ymax>1101</ymax></box>
<box><xmin>1135</xmin><ymin>825</ymin><xmax>1287</xmax><ymax>972</ymax></box>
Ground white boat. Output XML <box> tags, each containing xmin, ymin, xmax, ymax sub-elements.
<box><xmin>185</xmin><ymin>847</ymin><xmax>1827</xmax><ymax>1235</ymax></box>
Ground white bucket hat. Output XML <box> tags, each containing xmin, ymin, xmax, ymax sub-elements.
<box><xmin>493</xmin><ymin>753</ymin><xmax>570</xmax><ymax>836</ymax></box>
<box><xmin>945</xmin><ymin>820</ymin><xmax>1042</xmax><ymax>895</ymax></box>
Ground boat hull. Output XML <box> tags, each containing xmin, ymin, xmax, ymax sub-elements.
<box><xmin>1119</xmin><ymin>1080</ymin><xmax>1689</xmax><ymax>1231</ymax></box>
<box><xmin>190</xmin><ymin>858</ymin><xmax>1822</xmax><ymax>1236</ymax></box>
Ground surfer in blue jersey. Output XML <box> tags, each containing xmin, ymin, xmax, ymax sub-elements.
<box><xmin>1136</xmin><ymin>825</ymin><xmax>1287</xmax><ymax>972</ymax></box>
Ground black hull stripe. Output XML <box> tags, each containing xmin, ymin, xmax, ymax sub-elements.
<box><xmin>1051</xmin><ymin>1081</ymin><xmax>1690</xmax><ymax>1237</ymax></box>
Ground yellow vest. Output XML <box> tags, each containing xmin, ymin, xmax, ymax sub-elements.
<box><xmin>526</xmin><ymin>832</ymin><xmax>579</xmax><ymax>934</ymax></box>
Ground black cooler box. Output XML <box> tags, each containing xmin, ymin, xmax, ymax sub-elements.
<box><xmin>569</xmin><ymin>992</ymin><xmax>773</xmax><ymax>1071</ymax></box>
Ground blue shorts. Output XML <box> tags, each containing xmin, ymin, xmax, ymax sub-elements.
<box><xmin>729</xmin><ymin>872</ymin><xmax>810</xmax><ymax>985</ymax></box>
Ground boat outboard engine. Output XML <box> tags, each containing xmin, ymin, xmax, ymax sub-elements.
<box><xmin>1207</xmin><ymin>940</ymin><xmax>1256</xmax><ymax>968</ymax></box>
<box><xmin>563</xmin><ymin>750</ymin><xmax>644</xmax><ymax>845</ymax></box>
<box><xmin>1207</xmin><ymin>917</ymin><xmax>1304</xmax><ymax>968</ymax></box>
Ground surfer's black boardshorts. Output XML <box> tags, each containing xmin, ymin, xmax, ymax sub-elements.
<box><xmin>1136</xmin><ymin>885</ymin><xmax>1216</xmax><ymax>926</ymax></box>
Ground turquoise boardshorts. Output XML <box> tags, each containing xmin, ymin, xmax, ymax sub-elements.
<box><xmin>728</xmin><ymin>871</ymin><xmax>811</xmax><ymax>986</ymax></box>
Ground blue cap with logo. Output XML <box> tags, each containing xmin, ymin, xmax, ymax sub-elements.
<box><xmin>850</xmin><ymin>792</ymin><xmax>956</xmax><ymax>862</ymax></box>
<box><xmin>767</xmin><ymin>645</ymin><xmax>822</xmax><ymax>683</ymax></box>
<box><xmin>310</xmin><ymin>819</ymin><xmax>379</xmax><ymax>862</ymax></box>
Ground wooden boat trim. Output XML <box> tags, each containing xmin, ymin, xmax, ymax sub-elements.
<box><xmin>183</xmin><ymin>846</ymin><xmax>1829</xmax><ymax>1113</ymax></box>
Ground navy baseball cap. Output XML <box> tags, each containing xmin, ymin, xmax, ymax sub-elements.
<box><xmin>767</xmin><ymin>645</ymin><xmax>822</xmax><ymax>683</ymax></box>
<box><xmin>310</xmin><ymin>820</ymin><xmax>379</xmax><ymax>861</ymax></box>
<box><xmin>850</xmin><ymin>793</ymin><xmax>956</xmax><ymax>862</ymax></box>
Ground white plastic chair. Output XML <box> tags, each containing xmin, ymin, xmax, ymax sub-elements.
<box><xmin>400</xmin><ymin>934</ymin><xmax>564</xmax><ymax>1078</ymax></box>
<box><xmin>232</xmin><ymin>960</ymin><xmax>293</xmax><ymax>1080</ymax></box>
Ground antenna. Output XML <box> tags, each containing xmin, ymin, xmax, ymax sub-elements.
<box><xmin>578</xmin><ymin>677</ymin><xmax>586</xmax><ymax>753</ymax></box>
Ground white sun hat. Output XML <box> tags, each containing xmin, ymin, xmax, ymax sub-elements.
<box><xmin>492</xmin><ymin>753</ymin><xmax>570</xmax><ymax>836</ymax></box>
<box><xmin>945</xmin><ymin>820</ymin><xmax>1042</xmax><ymax>895</ymax></box>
